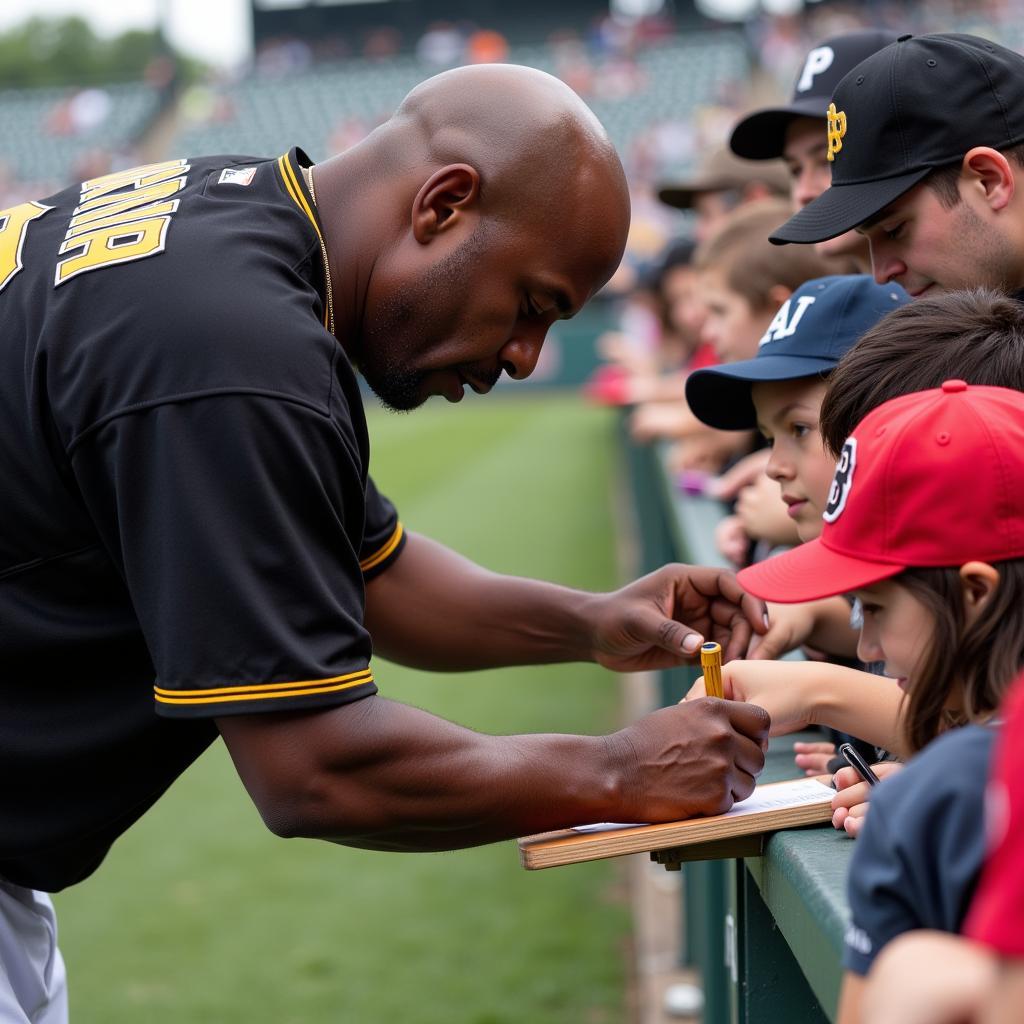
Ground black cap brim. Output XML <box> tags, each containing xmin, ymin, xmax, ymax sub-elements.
<box><xmin>729</xmin><ymin>98</ymin><xmax>826</xmax><ymax>160</ymax></box>
<box><xmin>769</xmin><ymin>166</ymin><xmax>932</xmax><ymax>245</ymax></box>
<box><xmin>686</xmin><ymin>356</ymin><xmax>839</xmax><ymax>430</ymax></box>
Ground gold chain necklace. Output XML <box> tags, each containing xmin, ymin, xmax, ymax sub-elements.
<box><xmin>303</xmin><ymin>165</ymin><xmax>336</xmax><ymax>335</ymax></box>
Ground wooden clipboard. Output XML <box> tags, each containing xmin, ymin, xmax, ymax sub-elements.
<box><xmin>518</xmin><ymin>776</ymin><xmax>833</xmax><ymax>870</ymax></box>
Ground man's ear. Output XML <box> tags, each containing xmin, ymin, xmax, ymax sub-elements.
<box><xmin>962</xmin><ymin>147</ymin><xmax>1015</xmax><ymax>212</ymax></box>
<box><xmin>959</xmin><ymin>561</ymin><xmax>1000</xmax><ymax>625</ymax></box>
<box><xmin>411</xmin><ymin>164</ymin><xmax>481</xmax><ymax>243</ymax></box>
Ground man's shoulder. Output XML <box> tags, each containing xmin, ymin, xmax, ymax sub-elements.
<box><xmin>11</xmin><ymin>149</ymin><xmax>344</xmax><ymax>442</ymax></box>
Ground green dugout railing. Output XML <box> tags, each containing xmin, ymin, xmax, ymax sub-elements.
<box><xmin>619</xmin><ymin>416</ymin><xmax>854</xmax><ymax>1023</ymax></box>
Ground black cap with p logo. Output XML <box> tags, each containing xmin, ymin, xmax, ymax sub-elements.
<box><xmin>770</xmin><ymin>33</ymin><xmax>1024</xmax><ymax>244</ymax></box>
<box><xmin>730</xmin><ymin>29</ymin><xmax>899</xmax><ymax>160</ymax></box>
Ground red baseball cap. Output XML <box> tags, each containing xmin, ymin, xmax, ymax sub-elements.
<box><xmin>738</xmin><ymin>380</ymin><xmax>1024</xmax><ymax>603</ymax></box>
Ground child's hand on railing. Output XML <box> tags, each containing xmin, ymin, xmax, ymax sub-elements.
<box><xmin>830</xmin><ymin>762</ymin><xmax>904</xmax><ymax>837</ymax></box>
<box><xmin>793</xmin><ymin>740</ymin><xmax>836</xmax><ymax>776</ymax></box>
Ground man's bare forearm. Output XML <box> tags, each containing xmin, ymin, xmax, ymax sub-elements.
<box><xmin>220</xmin><ymin>696</ymin><xmax>623</xmax><ymax>849</ymax></box>
<box><xmin>364</xmin><ymin>531</ymin><xmax>596</xmax><ymax>670</ymax></box>
<box><xmin>218</xmin><ymin>694</ymin><xmax>768</xmax><ymax>851</ymax></box>
<box><xmin>364</xmin><ymin>533</ymin><xmax>765</xmax><ymax>673</ymax></box>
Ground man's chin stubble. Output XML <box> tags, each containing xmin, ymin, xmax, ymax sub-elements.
<box><xmin>366</xmin><ymin>374</ymin><xmax>426</xmax><ymax>413</ymax></box>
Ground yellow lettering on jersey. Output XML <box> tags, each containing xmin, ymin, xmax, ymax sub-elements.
<box><xmin>56</xmin><ymin>217</ymin><xmax>170</xmax><ymax>285</ymax></box>
<box><xmin>56</xmin><ymin>159</ymin><xmax>190</xmax><ymax>286</ymax></box>
<box><xmin>0</xmin><ymin>201</ymin><xmax>51</xmax><ymax>293</ymax></box>
<box><xmin>80</xmin><ymin>159</ymin><xmax>189</xmax><ymax>205</ymax></box>
<box><xmin>64</xmin><ymin>200</ymin><xmax>179</xmax><ymax>241</ymax></box>
<box><xmin>69</xmin><ymin>178</ymin><xmax>184</xmax><ymax>228</ymax></box>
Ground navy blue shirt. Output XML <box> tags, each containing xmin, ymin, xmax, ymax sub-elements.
<box><xmin>843</xmin><ymin>724</ymin><xmax>995</xmax><ymax>974</ymax></box>
<box><xmin>0</xmin><ymin>149</ymin><xmax>405</xmax><ymax>890</ymax></box>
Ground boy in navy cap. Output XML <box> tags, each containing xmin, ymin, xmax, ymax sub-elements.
<box><xmin>687</xmin><ymin>274</ymin><xmax>908</xmax><ymax>542</ymax></box>
<box><xmin>730</xmin><ymin>28</ymin><xmax>899</xmax><ymax>270</ymax></box>
<box><xmin>687</xmin><ymin>274</ymin><xmax>909</xmax><ymax>779</ymax></box>
<box><xmin>770</xmin><ymin>33</ymin><xmax>1024</xmax><ymax>300</ymax></box>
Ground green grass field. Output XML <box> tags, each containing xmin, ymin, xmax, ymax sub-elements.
<box><xmin>53</xmin><ymin>394</ymin><xmax>631</xmax><ymax>1023</ymax></box>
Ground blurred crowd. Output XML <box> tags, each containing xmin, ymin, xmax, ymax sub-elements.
<box><xmin>7</xmin><ymin>1</ymin><xmax>1024</xmax><ymax>213</ymax></box>
<box><xmin>591</xmin><ymin>15</ymin><xmax>1024</xmax><ymax>1021</ymax></box>
<box><xmin>587</xmin><ymin>0</ymin><xmax>1024</xmax><ymax>570</ymax></box>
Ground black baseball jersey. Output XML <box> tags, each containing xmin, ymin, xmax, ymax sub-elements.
<box><xmin>0</xmin><ymin>148</ymin><xmax>405</xmax><ymax>891</ymax></box>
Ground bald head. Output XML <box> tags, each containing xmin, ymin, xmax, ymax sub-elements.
<box><xmin>375</xmin><ymin>64</ymin><xmax>628</xmax><ymax>232</ymax></box>
<box><xmin>315</xmin><ymin>64</ymin><xmax>630</xmax><ymax>411</ymax></box>
<box><xmin>397</xmin><ymin>64</ymin><xmax>615</xmax><ymax>167</ymax></box>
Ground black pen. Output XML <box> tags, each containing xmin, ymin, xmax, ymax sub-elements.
<box><xmin>839</xmin><ymin>743</ymin><xmax>880</xmax><ymax>786</ymax></box>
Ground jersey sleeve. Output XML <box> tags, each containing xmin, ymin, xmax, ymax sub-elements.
<box><xmin>964</xmin><ymin>682</ymin><xmax>1024</xmax><ymax>955</ymax></box>
<box><xmin>359</xmin><ymin>475</ymin><xmax>405</xmax><ymax>580</ymax></box>
<box><xmin>842</xmin><ymin>727</ymin><xmax>993</xmax><ymax>974</ymax></box>
<box><xmin>69</xmin><ymin>392</ymin><xmax>379</xmax><ymax>718</ymax></box>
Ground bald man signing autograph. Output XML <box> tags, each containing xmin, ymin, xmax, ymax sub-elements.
<box><xmin>0</xmin><ymin>65</ymin><xmax>768</xmax><ymax>1020</ymax></box>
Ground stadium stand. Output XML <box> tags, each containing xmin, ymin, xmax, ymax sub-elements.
<box><xmin>0</xmin><ymin>82</ymin><xmax>161</xmax><ymax>199</ymax></box>
<box><xmin>168</xmin><ymin>31</ymin><xmax>749</xmax><ymax>171</ymax></box>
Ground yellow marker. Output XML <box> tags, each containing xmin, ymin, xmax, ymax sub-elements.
<box><xmin>700</xmin><ymin>641</ymin><xmax>724</xmax><ymax>699</ymax></box>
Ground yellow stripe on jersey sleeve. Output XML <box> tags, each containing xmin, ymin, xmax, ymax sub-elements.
<box><xmin>154</xmin><ymin>667</ymin><xmax>373</xmax><ymax>706</ymax></box>
<box><xmin>360</xmin><ymin>522</ymin><xmax>405</xmax><ymax>573</ymax></box>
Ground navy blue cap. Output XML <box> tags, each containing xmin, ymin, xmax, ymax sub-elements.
<box><xmin>730</xmin><ymin>29</ymin><xmax>900</xmax><ymax>161</ymax></box>
<box><xmin>685</xmin><ymin>275</ymin><xmax>910</xmax><ymax>430</ymax></box>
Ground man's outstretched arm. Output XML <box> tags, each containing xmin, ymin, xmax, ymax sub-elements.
<box><xmin>363</xmin><ymin>532</ymin><xmax>766</xmax><ymax>673</ymax></box>
<box><xmin>217</xmin><ymin>695</ymin><xmax>769</xmax><ymax>851</ymax></box>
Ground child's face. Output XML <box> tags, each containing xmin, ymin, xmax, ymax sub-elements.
<box><xmin>661</xmin><ymin>264</ymin><xmax>706</xmax><ymax>342</ymax></box>
<box><xmin>852</xmin><ymin>580</ymin><xmax>934</xmax><ymax>690</ymax></box>
<box><xmin>698</xmin><ymin>268</ymin><xmax>775</xmax><ymax>363</ymax></box>
<box><xmin>751</xmin><ymin>378</ymin><xmax>835</xmax><ymax>542</ymax></box>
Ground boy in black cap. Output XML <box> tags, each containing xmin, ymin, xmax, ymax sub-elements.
<box><xmin>770</xmin><ymin>33</ymin><xmax>1024</xmax><ymax>301</ymax></box>
<box><xmin>730</xmin><ymin>28</ymin><xmax>899</xmax><ymax>270</ymax></box>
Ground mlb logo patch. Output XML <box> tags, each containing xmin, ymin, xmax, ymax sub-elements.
<box><xmin>219</xmin><ymin>167</ymin><xmax>257</xmax><ymax>186</ymax></box>
<box><xmin>823</xmin><ymin>437</ymin><xmax>857</xmax><ymax>523</ymax></box>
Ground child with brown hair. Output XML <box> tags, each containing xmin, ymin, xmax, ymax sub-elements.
<box><xmin>692</xmin><ymin>197</ymin><xmax>833</xmax><ymax>364</ymax></box>
<box><xmin>629</xmin><ymin>197</ymin><xmax>832</xmax><ymax>466</ymax></box>
<box><xmin>731</xmin><ymin>377</ymin><xmax>1024</xmax><ymax>1023</ymax></box>
<box><xmin>819</xmin><ymin>288</ymin><xmax>1024</xmax><ymax>459</ymax></box>
<box><xmin>699</xmin><ymin>288</ymin><xmax>1024</xmax><ymax>796</ymax></box>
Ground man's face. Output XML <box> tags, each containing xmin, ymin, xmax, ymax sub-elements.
<box><xmin>359</xmin><ymin>190</ymin><xmax>627</xmax><ymax>411</ymax></box>
<box><xmin>856</xmin><ymin>179</ymin><xmax>1016</xmax><ymax>297</ymax></box>
<box><xmin>783</xmin><ymin>118</ymin><xmax>867</xmax><ymax>264</ymax></box>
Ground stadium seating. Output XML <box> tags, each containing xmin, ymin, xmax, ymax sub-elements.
<box><xmin>169</xmin><ymin>32</ymin><xmax>749</xmax><ymax>165</ymax></box>
<box><xmin>0</xmin><ymin>83</ymin><xmax>160</xmax><ymax>192</ymax></box>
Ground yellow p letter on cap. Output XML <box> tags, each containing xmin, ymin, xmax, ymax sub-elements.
<box><xmin>827</xmin><ymin>102</ymin><xmax>847</xmax><ymax>162</ymax></box>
